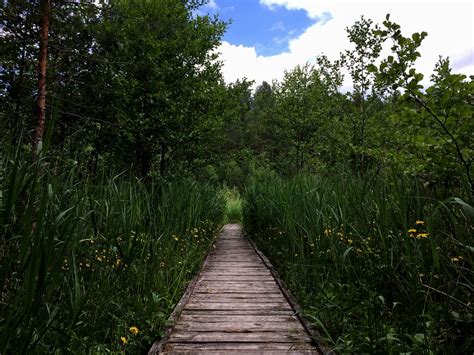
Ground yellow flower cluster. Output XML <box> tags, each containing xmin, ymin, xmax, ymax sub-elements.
<box><xmin>408</xmin><ymin>220</ymin><xmax>429</xmax><ymax>239</ymax></box>
<box><xmin>129</xmin><ymin>326</ymin><xmax>139</xmax><ymax>335</ymax></box>
<box><xmin>120</xmin><ymin>326</ymin><xmax>140</xmax><ymax>346</ymax></box>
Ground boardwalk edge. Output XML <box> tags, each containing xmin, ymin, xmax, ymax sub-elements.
<box><xmin>245</xmin><ymin>232</ymin><xmax>335</xmax><ymax>355</ymax></box>
<box><xmin>147</xmin><ymin>225</ymin><xmax>225</xmax><ymax>355</ymax></box>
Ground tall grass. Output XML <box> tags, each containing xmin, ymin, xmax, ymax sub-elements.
<box><xmin>0</xmin><ymin>153</ymin><xmax>223</xmax><ymax>353</ymax></box>
<box><xmin>243</xmin><ymin>174</ymin><xmax>473</xmax><ymax>353</ymax></box>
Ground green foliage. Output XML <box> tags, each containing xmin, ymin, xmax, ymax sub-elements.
<box><xmin>220</xmin><ymin>186</ymin><xmax>243</xmax><ymax>223</ymax></box>
<box><xmin>372</xmin><ymin>17</ymin><xmax>473</xmax><ymax>194</ymax></box>
<box><xmin>0</xmin><ymin>152</ymin><xmax>223</xmax><ymax>353</ymax></box>
<box><xmin>244</xmin><ymin>174</ymin><xmax>473</xmax><ymax>353</ymax></box>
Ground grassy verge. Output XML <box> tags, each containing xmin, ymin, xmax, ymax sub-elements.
<box><xmin>243</xmin><ymin>174</ymin><xmax>473</xmax><ymax>353</ymax></box>
<box><xmin>0</xmin><ymin>153</ymin><xmax>223</xmax><ymax>353</ymax></box>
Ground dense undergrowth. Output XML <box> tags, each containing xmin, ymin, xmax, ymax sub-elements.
<box><xmin>244</xmin><ymin>174</ymin><xmax>473</xmax><ymax>353</ymax></box>
<box><xmin>0</xmin><ymin>153</ymin><xmax>223</xmax><ymax>353</ymax></box>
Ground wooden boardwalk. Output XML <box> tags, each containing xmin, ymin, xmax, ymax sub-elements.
<box><xmin>152</xmin><ymin>224</ymin><xmax>327</xmax><ymax>354</ymax></box>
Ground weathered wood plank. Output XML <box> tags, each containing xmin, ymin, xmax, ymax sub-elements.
<box><xmin>204</xmin><ymin>263</ymin><xmax>267</xmax><ymax>267</ymax></box>
<box><xmin>184</xmin><ymin>302</ymin><xmax>291</xmax><ymax>311</ymax></box>
<box><xmin>193</xmin><ymin>289</ymin><xmax>281</xmax><ymax>295</ymax></box>
<box><xmin>193</xmin><ymin>288</ymin><xmax>283</xmax><ymax>294</ymax></box>
<box><xmin>202</xmin><ymin>267</ymin><xmax>269</xmax><ymax>272</ymax></box>
<box><xmin>200</xmin><ymin>276</ymin><xmax>276</xmax><ymax>283</ymax></box>
<box><xmin>197</xmin><ymin>280</ymin><xmax>277</xmax><ymax>285</ymax></box>
<box><xmin>163</xmin><ymin>342</ymin><xmax>317</xmax><ymax>352</ymax></box>
<box><xmin>168</xmin><ymin>331</ymin><xmax>311</xmax><ymax>343</ymax></box>
<box><xmin>178</xmin><ymin>314</ymin><xmax>300</xmax><ymax>323</ymax></box>
<box><xmin>200</xmin><ymin>272</ymin><xmax>273</xmax><ymax>276</ymax></box>
<box><xmin>192</xmin><ymin>294</ymin><xmax>284</xmax><ymax>301</ymax></box>
<box><xmin>181</xmin><ymin>309</ymin><xmax>296</xmax><ymax>315</ymax></box>
<box><xmin>174</xmin><ymin>320</ymin><xmax>304</xmax><ymax>332</ymax></box>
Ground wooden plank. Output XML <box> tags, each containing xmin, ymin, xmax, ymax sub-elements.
<box><xmin>204</xmin><ymin>262</ymin><xmax>264</xmax><ymax>267</ymax></box>
<box><xmin>200</xmin><ymin>276</ymin><xmax>276</xmax><ymax>282</ymax></box>
<box><xmin>168</xmin><ymin>331</ymin><xmax>311</xmax><ymax>343</ymax></box>
<box><xmin>193</xmin><ymin>289</ymin><xmax>281</xmax><ymax>295</ymax></box>
<box><xmin>200</xmin><ymin>272</ymin><xmax>273</xmax><ymax>276</ymax></box>
<box><xmin>192</xmin><ymin>294</ymin><xmax>284</xmax><ymax>301</ymax></box>
<box><xmin>163</xmin><ymin>342</ymin><xmax>316</xmax><ymax>352</ymax></box>
<box><xmin>201</xmin><ymin>268</ymin><xmax>270</xmax><ymax>272</ymax></box>
<box><xmin>206</xmin><ymin>258</ymin><xmax>262</xmax><ymax>263</ymax></box>
<box><xmin>192</xmin><ymin>289</ymin><xmax>281</xmax><ymax>295</ymax></box>
<box><xmin>174</xmin><ymin>320</ymin><xmax>305</xmax><ymax>332</ymax></box>
<box><xmin>197</xmin><ymin>280</ymin><xmax>277</xmax><ymax>285</ymax></box>
<box><xmin>179</xmin><ymin>314</ymin><xmax>300</xmax><ymax>323</ymax></box>
<box><xmin>184</xmin><ymin>302</ymin><xmax>291</xmax><ymax>311</ymax></box>
<box><xmin>181</xmin><ymin>309</ymin><xmax>296</xmax><ymax>315</ymax></box>
<box><xmin>189</xmin><ymin>298</ymin><xmax>286</xmax><ymax>304</ymax></box>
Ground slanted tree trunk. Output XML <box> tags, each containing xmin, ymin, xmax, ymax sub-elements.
<box><xmin>34</xmin><ymin>0</ymin><xmax>51</xmax><ymax>151</ymax></box>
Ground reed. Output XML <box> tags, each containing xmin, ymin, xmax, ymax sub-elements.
<box><xmin>243</xmin><ymin>174</ymin><xmax>473</xmax><ymax>352</ymax></box>
<box><xmin>0</xmin><ymin>152</ymin><xmax>223</xmax><ymax>353</ymax></box>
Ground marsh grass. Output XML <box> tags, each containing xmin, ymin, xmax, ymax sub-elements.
<box><xmin>244</xmin><ymin>174</ymin><xmax>473</xmax><ymax>353</ymax></box>
<box><xmin>0</xmin><ymin>152</ymin><xmax>223</xmax><ymax>353</ymax></box>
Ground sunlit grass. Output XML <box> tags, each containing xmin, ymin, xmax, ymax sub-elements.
<box><xmin>220</xmin><ymin>186</ymin><xmax>243</xmax><ymax>223</ymax></box>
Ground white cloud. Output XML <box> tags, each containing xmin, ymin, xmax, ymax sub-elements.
<box><xmin>207</xmin><ymin>0</ymin><xmax>218</xmax><ymax>10</ymax></box>
<box><xmin>218</xmin><ymin>0</ymin><xmax>474</xmax><ymax>88</ymax></box>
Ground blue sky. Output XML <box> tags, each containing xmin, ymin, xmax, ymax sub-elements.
<box><xmin>201</xmin><ymin>0</ymin><xmax>319</xmax><ymax>56</ymax></box>
<box><xmin>203</xmin><ymin>0</ymin><xmax>473</xmax><ymax>88</ymax></box>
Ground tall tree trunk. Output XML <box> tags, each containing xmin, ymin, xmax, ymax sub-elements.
<box><xmin>34</xmin><ymin>0</ymin><xmax>51</xmax><ymax>151</ymax></box>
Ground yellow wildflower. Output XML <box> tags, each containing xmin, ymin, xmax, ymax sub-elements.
<box><xmin>324</xmin><ymin>228</ymin><xmax>332</xmax><ymax>236</ymax></box>
<box><xmin>451</xmin><ymin>256</ymin><xmax>463</xmax><ymax>262</ymax></box>
<box><xmin>415</xmin><ymin>220</ymin><xmax>425</xmax><ymax>225</ymax></box>
<box><xmin>408</xmin><ymin>229</ymin><xmax>417</xmax><ymax>233</ymax></box>
<box><xmin>129</xmin><ymin>326</ymin><xmax>139</xmax><ymax>335</ymax></box>
<box><xmin>417</xmin><ymin>233</ymin><xmax>429</xmax><ymax>239</ymax></box>
<box><xmin>120</xmin><ymin>336</ymin><xmax>128</xmax><ymax>345</ymax></box>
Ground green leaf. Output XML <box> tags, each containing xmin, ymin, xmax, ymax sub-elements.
<box><xmin>367</xmin><ymin>64</ymin><xmax>378</xmax><ymax>73</ymax></box>
<box><xmin>451</xmin><ymin>198</ymin><xmax>474</xmax><ymax>221</ymax></box>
